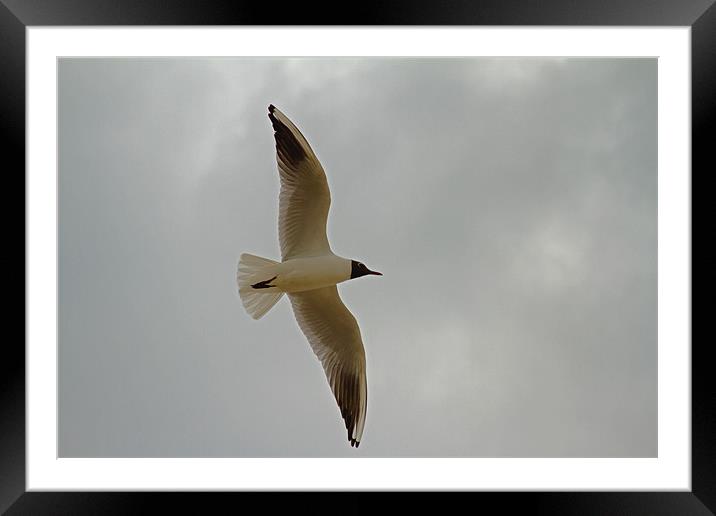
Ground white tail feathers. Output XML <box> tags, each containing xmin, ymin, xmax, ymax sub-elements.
<box><xmin>237</xmin><ymin>253</ymin><xmax>284</xmax><ymax>319</ymax></box>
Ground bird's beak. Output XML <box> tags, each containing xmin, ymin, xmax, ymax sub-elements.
<box><xmin>368</xmin><ymin>269</ymin><xmax>383</xmax><ymax>276</ymax></box>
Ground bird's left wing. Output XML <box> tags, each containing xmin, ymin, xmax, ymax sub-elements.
<box><xmin>268</xmin><ymin>105</ymin><xmax>332</xmax><ymax>260</ymax></box>
<box><xmin>288</xmin><ymin>286</ymin><xmax>367</xmax><ymax>447</ymax></box>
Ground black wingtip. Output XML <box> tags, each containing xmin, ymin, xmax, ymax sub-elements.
<box><xmin>268</xmin><ymin>104</ymin><xmax>276</xmax><ymax>114</ymax></box>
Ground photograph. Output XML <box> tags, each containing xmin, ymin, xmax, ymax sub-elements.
<box><xmin>57</xmin><ymin>56</ymin><xmax>658</xmax><ymax>458</ymax></box>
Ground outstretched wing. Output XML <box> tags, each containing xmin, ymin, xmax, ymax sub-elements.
<box><xmin>268</xmin><ymin>105</ymin><xmax>332</xmax><ymax>260</ymax></box>
<box><xmin>288</xmin><ymin>286</ymin><xmax>367</xmax><ymax>447</ymax></box>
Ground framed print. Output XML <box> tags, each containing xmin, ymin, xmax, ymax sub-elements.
<box><xmin>6</xmin><ymin>0</ymin><xmax>712</xmax><ymax>513</ymax></box>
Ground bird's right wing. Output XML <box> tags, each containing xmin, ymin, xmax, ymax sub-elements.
<box><xmin>288</xmin><ymin>286</ymin><xmax>367</xmax><ymax>447</ymax></box>
<box><xmin>268</xmin><ymin>105</ymin><xmax>332</xmax><ymax>260</ymax></box>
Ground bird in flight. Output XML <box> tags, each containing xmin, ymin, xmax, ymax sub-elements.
<box><xmin>237</xmin><ymin>105</ymin><xmax>382</xmax><ymax>448</ymax></box>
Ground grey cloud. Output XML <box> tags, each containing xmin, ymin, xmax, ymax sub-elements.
<box><xmin>59</xmin><ymin>57</ymin><xmax>656</xmax><ymax>457</ymax></box>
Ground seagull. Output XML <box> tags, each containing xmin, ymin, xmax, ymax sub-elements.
<box><xmin>237</xmin><ymin>105</ymin><xmax>382</xmax><ymax>448</ymax></box>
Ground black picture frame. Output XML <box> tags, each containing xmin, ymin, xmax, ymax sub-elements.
<box><xmin>6</xmin><ymin>0</ymin><xmax>712</xmax><ymax>513</ymax></box>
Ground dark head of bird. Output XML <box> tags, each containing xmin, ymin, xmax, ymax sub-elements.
<box><xmin>350</xmin><ymin>260</ymin><xmax>382</xmax><ymax>279</ymax></box>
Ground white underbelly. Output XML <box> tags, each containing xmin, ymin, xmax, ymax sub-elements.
<box><xmin>274</xmin><ymin>255</ymin><xmax>350</xmax><ymax>293</ymax></box>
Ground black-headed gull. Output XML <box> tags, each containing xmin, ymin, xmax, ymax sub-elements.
<box><xmin>237</xmin><ymin>105</ymin><xmax>381</xmax><ymax>448</ymax></box>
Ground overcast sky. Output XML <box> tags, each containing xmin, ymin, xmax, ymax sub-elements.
<box><xmin>58</xmin><ymin>57</ymin><xmax>656</xmax><ymax>457</ymax></box>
